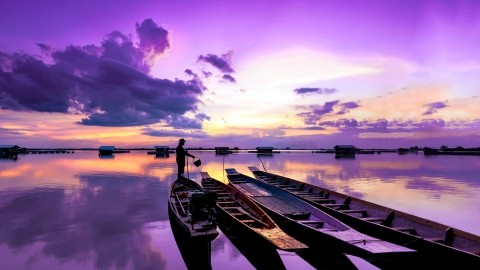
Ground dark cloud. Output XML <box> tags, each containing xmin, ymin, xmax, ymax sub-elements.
<box><xmin>0</xmin><ymin>19</ymin><xmax>207</xmax><ymax>127</ymax></box>
<box><xmin>222</xmin><ymin>74</ymin><xmax>236</xmax><ymax>83</ymax></box>
<box><xmin>313</xmin><ymin>118</ymin><xmax>456</xmax><ymax>133</ymax></box>
<box><xmin>337</xmin><ymin>102</ymin><xmax>360</xmax><ymax>114</ymax></box>
<box><xmin>135</xmin><ymin>18</ymin><xmax>170</xmax><ymax>69</ymax></box>
<box><xmin>37</xmin><ymin>43</ymin><xmax>53</xmax><ymax>56</ymax></box>
<box><xmin>423</xmin><ymin>101</ymin><xmax>447</xmax><ymax>115</ymax></box>
<box><xmin>197</xmin><ymin>51</ymin><xmax>235</xmax><ymax>73</ymax></box>
<box><xmin>184</xmin><ymin>69</ymin><xmax>195</xmax><ymax>76</ymax></box>
<box><xmin>318</xmin><ymin>118</ymin><xmax>359</xmax><ymax>129</ymax></box>
<box><xmin>202</xmin><ymin>71</ymin><xmax>212</xmax><ymax>78</ymax></box>
<box><xmin>411</xmin><ymin>119</ymin><xmax>446</xmax><ymax>129</ymax></box>
<box><xmin>142</xmin><ymin>127</ymin><xmax>209</xmax><ymax>138</ymax></box>
<box><xmin>293</xmin><ymin>87</ymin><xmax>337</xmax><ymax>95</ymax></box>
<box><xmin>0</xmin><ymin>53</ymin><xmax>73</xmax><ymax>112</ymax></box>
<box><xmin>297</xmin><ymin>100</ymin><xmax>361</xmax><ymax>125</ymax></box>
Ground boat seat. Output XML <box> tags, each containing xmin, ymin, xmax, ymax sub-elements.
<box><xmin>324</xmin><ymin>203</ymin><xmax>349</xmax><ymax>209</ymax></box>
<box><xmin>425</xmin><ymin>237</ymin><xmax>445</xmax><ymax>243</ymax></box>
<box><xmin>292</xmin><ymin>191</ymin><xmax>315</xmax><ymax>195</ymax></box>
<box><xmin>361</xmin><ymin>217</ymin><xmax>385</xmax><ymax>223</ymax></box>
<box><xmin>217</xmin><ymin>201</ymin><xmax>236</xmax><ymax>204</ymax></box>
<box><xmin>285</xmin><ymin>212</ymin><xmax>311</xmax><ymax>220</ymax></box>
<box><xmin>222</xmin><ymin>206</ymin><xmax>240</xmax><ymax>210</ymax></box>
<box><xmin>298</xmin><ymin>220</ymin><xmax>324</xmax><ymax>228</ymax></box>
<box><xmin>311</xmin><ymin>199</ymin><xmax>336</xmax><ymax>204</ymax></box>
<box><xmin>339</xmin><ymin>209</ymin><xmax>367</xmax><ymax>217</ymax></box>
<box><xmin>318</xmin><ymin>228</ymin><xmax>339</xmax><ymax>232</ymax></box>
<box><xmin>391</xmin><ymin>227</ymin><xmax>417</xmax><ymax>235</ymax></box>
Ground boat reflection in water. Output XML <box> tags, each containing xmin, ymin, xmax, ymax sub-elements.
<box><xmin>218</xmin><ymin>223</ymin><xmax>288</xmax><ymax>270</ymax></box>
<box><xmin>169</xmin><ymin>211</ymin><xmax>214</xmax><ymax>270</ymax></box>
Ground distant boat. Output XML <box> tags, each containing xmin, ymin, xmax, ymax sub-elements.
<box><xmin>248</xmin><ymin>166</ymin><xmax>480</xmax><ymax>267</ymax></box>
<box><xmin>200</xmin><ymin>172</ymin><xmax>307</xmax><ymax>251</ymax></box>
<box><xmin>225</xmin><ymin>168</ymin><xmax>416</xmax><ymax>266</ymax></box>
<box><xmin>168</xmin><ymin>177</ymin><xmax>219</xmax><ymax>240</ymax></box>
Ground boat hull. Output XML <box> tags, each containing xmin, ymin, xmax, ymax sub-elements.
<box><xmin>168</xmin><ymin>177</ymin><xmax>219</xmax><ymax>241</ymax></box>
<box><xmin>200</xmin><ymin>172</ymin><xmax>307</xmax><ymax>251</ymax></box>
<box><xmin>225</xmin><ymin>168</ymin><xmax>416</xmax><ymax>266</ymax></box>
<box><xmin>248</xmin><ymin>167</ymin><xmax>480</xmax><ymax>266</ymax></box>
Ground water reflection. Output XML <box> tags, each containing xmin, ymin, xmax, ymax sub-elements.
<box><xmin>218</xmin><ymin>224</ymin><xmax>287</xmax><ymax>270</ymax></box>
<box><xmin>170</xmin><ymin>211</ymin><xmax>212</xmax><ymax>270</ymax></box>
<box><xmin>0</xmin><ymin>150</ymin><xmax>479</xmax><ymax>269</ymax></box>
<box><xmin>98</xmin><ymin>154</ymin><xmax>115</xmax><ymax>159</ymax></box>
<box><xmin>0</xmin><ymin>173</ymin><xmax>169</xmax><ymax>269</ymax></box>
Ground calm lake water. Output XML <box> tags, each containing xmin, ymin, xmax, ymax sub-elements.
<box><xmin>1</xmin><ymin>150</ymin><xmax>479</xmax><ymax>269</ymax></box>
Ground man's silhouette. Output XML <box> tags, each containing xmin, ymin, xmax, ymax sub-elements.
<box><xmin>176</xmin><ymin>138</ymin><xmax>195</xmax><ymax>178</ymax></box>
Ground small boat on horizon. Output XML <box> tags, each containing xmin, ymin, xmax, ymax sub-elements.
<box><xmin>168</xmin><ymin>177</ymin><xmax>219</xmax><ymax>241</ymax></box>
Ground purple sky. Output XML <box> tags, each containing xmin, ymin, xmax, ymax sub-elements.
<box><xmin>1</xmin><ymin>0</ymin><xmax>480</xmax><ymax>148</ymax></box>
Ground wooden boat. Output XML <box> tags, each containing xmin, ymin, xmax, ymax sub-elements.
<box><xmin>200</xmin><ymin>172</ymin><xmax>307</xmax><ymax>251</ymax></box>
<box><xmin>248</xmin><ymin>166</ymin><xmax>480</xmax><ymax>266</ymax></box>
<box><xmin>168</xmin><ymin>177</ymin><xmax>219</xmax><ymax>241</ymax></box>
<box><xmin>225</xmin><ymin>168</ymin><xmax>416</xmax><ymax>265</ymax></box>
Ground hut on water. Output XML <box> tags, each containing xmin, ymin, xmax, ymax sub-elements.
<box><xmin>334</xmin><ymin>145</ymin><xmax>356</xmax><ymax>157</ymax></box>
<box><xmin>99</xmin><ymin>146</ymin><xmax>115</xmax><ymax>155</ymax></box>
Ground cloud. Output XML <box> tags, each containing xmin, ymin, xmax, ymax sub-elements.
<box><xmin>0</xmin><ymin>19</ymin><xmax>207</xmax><ymax>127</ymax></box>
<box><xmin>315</xmin><ymin>118</ymin><xmax>462</xmax><ymax>133</ymax></box>
<box><xmin>135</xmin><ymin>19</ymin><xmax>170</xmax><ymax>69</ymax></box>
<box><xmin>142</xmin><ymin>127</ymin><xmax>209</xmax><ymax>138</ymax></box>
<box><xmin>337</xmin><ymin>101</ymin><xmax>360</xmax><ymax>114</ymax></box>
<box><xmin>317</xmin><ymin>118</ymin><xmax>359</xmax><ymax>129</ymax></box>
<box><xmin>293</xmin><ymin>87</ymin><xmax>337</xmax><ymax>95</ymax></box>
<box><xmin>197</xmin><ymin>51</ymin><xmax>235</xmax><ymax>73</ymax></box>
<box><xmin>297</xmin><ymin>100</ymin><xmax>360</xmax><ymax>125</ymax></box>
<box><xmin>423</xmin><ymin>101</ymin><xmax>447</xmax><ymax>115</ymax></box>
<box><xmin>222</xmin><ymin>74</ymin><xmax>236</xmax><ymax>83</ymax></box>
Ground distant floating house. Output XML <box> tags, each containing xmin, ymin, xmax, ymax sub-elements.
<box><xmin>0</xmin><ymin>145</ymin><xmax>21</xmax><ymax>156</ymax></box>
<box><xmin>215</xmin><ymin>147</ymin><xmax>233</xmax><ymax>154</ymax></box>
<box><xmin>99</xmin><ymin>146</ymin><xmax>115</xmax><ymax>155</ymax></box>
<box><xmin>334</xmin><ymin>145</ymin><xmax>356</xmax><ymax>157</ymax></box>
<box><xmin>256</xmin><ymin>146</ymin><xmax>275</xmax><ymax>153</ymax></box>
<box><xmin>0</xmin><ymin>144</ymin><xmax>20</xmax><ymax>153</ymax></box>
<box><xmin>155</xmin><ymin>145</ymin><xmax>170</xmax><ymax>153</ymax></box>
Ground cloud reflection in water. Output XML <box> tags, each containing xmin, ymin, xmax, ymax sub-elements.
<box><xmin>0</xmin><ymin>174</ymin><xmax>169</xmax><ymax>269</ymax></box>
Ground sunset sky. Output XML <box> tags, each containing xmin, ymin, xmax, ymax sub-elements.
<box><xmin>1</xmin><ymin>0</ymin><xmax>480</xmax><ymax>149</ymax></box>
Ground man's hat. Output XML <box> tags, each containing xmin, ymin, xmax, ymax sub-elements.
<box><xmin>179</xmin><ymin>138</ymin><xmax>186</xmax><ymax>142</ymax></box>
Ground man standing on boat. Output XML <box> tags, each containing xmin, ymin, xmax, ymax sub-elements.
<box><xmin>176</xmin><ymin>138</ymin><xmax>195</xmax><ymax>178</ymax></box>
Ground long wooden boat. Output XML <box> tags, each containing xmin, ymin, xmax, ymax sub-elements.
<box><xmin>224</xmin><ymin>168</ymin><xmax>416</xmax><ymax>266</ymax></box>
<box><xmin>200</xmin><ymin>172</ymin><xmax>307</xmax><ymax>251</ymax></box>
<box><xmin>168</xmin><ymin>177</ymin><xmax>219</xmax><ymax>241</ymax></box>
<box><xmin>248</xmin><ymin>166</ymin><xmax>480</xmax><ymax>266</ymax></box>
